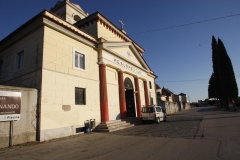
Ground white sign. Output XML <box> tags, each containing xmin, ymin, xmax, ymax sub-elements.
<box><xmin>0</xmin><ymin>114</ymin><xmax>20</xmax><ymax>121</ymax></box>
<box><xmin>0</xmin><ymin>91</ymin><xmax>21</xmax><ymax>121</ymax></box>
<box><xmin>110</xmin><ymin>101</ymin><xmax>116</xmax><ymax>106</ymax></box>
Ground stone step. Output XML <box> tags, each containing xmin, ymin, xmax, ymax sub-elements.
<box><xmin>101</xmin><ymin>119</ymin><xmax>123</xmax><ymax>124</ymax></box>
<box><xmin>102</xmin><ymin>121</ymin><xmax>128</xmax><ymax>126</ymax></box>
<box><xmin>97</xmin><ymin>122</ymin><xmax>132</xmax><ymax>129</ymax></box>
<box><xmin>93</xmin><ymin>117</ymin><xmax>142</xmax><ymax>132</ymax></box>
<box><xmin>94</xmin><ymin>124</ymin><xmax>134</xmax><ymax>132</ymax></box>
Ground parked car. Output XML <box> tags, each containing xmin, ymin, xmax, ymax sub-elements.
<box><xmin>141</xmin><ymin>105</ymin><xmax>167</xmax><ymax>124</ymax></box>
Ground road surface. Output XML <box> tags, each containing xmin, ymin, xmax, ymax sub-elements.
<box><xmin>0</xmin><ymin>106</ymin><xmax>239</xmax><ymax>160</ymax></box>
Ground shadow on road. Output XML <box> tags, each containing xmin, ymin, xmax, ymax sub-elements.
<box><xmin>197</xmin><ymin>107</ymin><xmax>223</xmax><ymax>112</ymax></box>
<box><xmin>203</xmin><ymin>115</ymin><xmax>240</xmax><ymax>120</ymax></box>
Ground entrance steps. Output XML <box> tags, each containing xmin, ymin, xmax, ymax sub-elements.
<box><xmin>93</xmin><ymin>117</ymin><xmax>142</xmax><ymax>132</ymax></box>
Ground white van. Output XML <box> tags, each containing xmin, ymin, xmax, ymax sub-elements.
<box><xmin>141</xmin><ymin>105</ymin><xmax>167</xmax><ymax>124</ymax></box>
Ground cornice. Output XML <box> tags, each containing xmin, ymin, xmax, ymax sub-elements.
<box><xmin>75</xmin><ymin>12</ymin><xmax>145</xmax><ymax>54</ymax></box>
<box><xmin>43</xmin><ymin>10</ymin><xmax>96</xmax><ymax>43</ymax></box>
<box><xmin>0</xmin><ymin>10</ymin><xmax>98</xmax><ymax>52</ymax></box>
<box><xmin>43</xmin><ymin>17</ymin><xmax>97</xmax><ymax>48</ymax></box>
<box><xmin>101</xmin><ymin>42</ymin><xmax>149</xmax><ymax>70</ymax></box>
<box><xmin>98</xmin><ymin>43</ymin><xmax>153</xmax><ymax>80</ymax></box>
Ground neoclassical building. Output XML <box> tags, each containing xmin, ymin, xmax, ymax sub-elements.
<box><xmin>0</xmin><ymin>0</ymin><xmax>157</xmax><ymax>141</ymax></box>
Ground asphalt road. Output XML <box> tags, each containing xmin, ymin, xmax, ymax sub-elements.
<box><xmin>0</xmin><ymin>106</ymin><xmax>240</xmax><ymax>160</ymax></box>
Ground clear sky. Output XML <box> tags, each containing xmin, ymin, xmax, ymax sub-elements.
<box><xmin>0</xmin><ymin>0</ymin><xmax>239</xmax><ymax>102</ymax></box>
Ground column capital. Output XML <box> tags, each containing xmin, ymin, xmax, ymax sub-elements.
<box><xmin>98</xmin><ymin>62</ymin><xmax>106</xmax><ymax>65</ymax></box>
<box><xmin>117</xmin><ymin>69</ymin><xmax>123</xmax><ymax>72</ymax></box>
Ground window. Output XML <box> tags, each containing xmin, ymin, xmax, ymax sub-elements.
<box><xmin>150</xmin><ymin>97</ymin><xmax>153</xmax><ymax>105</ymax></box>
<box><xmin>156</xmin><ymin>107</ymin><xmax>161</xmax><ymax>112</ymax></box>
<box><xmin>149</xmin><ymin>81</ymin><xmax>152</xmax><ymax>89</ymax></box>
<box><xmin>75</xmin><ymin>88</ymin><xmax>86</xmax><ymax>105</ymax></box>
<box><xmin>74</xmin><ymin>50</ymin><xmax>86</xmax><ymax>71</ymax></box>
<box><xmin>0</xmin><ymin>60</ymin><xmax>2</xmax><ymax>77</ymax></box>
<box><xmin>16</xmin><ymin>50</ymin><xmax>24</xmax><ymax>70</ymax></box>
<box><xmin>142</xmin><ymin>107</ymin><xmax>153</xmax><ymax>113</ymax></box>
<box><xmin>74</xmin><ymin>15</ymin><xmax>81</xmax><ymax>22</ymax></box>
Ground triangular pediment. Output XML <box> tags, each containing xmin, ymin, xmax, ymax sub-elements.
<box><xmin>102</xmin><ymin>42</ymin><xmax>150</xmax><ymax>71</ymax></box>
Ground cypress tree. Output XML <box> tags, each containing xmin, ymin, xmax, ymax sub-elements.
<box><xmin>211</xmin><ymin>36</ymin><xmax>221</xmax><ymax>103</ymax></box>
<box><xmin>217</xmin><ymin>38</ymin><xmax>238</xmax><ymax>103</ymax></box>
<box><xmin>210</xmin><ymin>36</ymin><xmax>238</xmax><ymax>109</ymax></box>
<box><xmin>208</xmin><ymin>73</ymin><xmax>216</xmax><ymax>99</ymax></box>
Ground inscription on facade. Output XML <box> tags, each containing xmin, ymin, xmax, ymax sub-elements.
<box><xmin>113</xmin><ymin>58</ymin><xmax>142</xmax><ymax>75</ymax></box>
<box><xmin>102</xmin><ymin>51</ymin><xmax>146</xmax><ymax>77</ymax></box>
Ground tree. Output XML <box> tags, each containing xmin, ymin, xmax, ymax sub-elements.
<box><xmin>208</xmin><ymin>73</ymin><xmax>216</xmax><ymax>99</ymax></box>
<box><xmin>210</xmin><ymin>36</ymin><xmax>221</xmax><ymax>106</ymax></box>
<box><xmin>209</xmin><ymin>36</ymin><xmax>238</xmax><ymax>110</ymax></box>
<box><xmin>217</xmin><ymin>38</ymin><xmax>238</xmax><ymax>109</ymax></box>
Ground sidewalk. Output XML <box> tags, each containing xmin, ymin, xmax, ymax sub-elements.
<box><xmin>197</xmin><ymin>106</ymin><xmax>240</xmax><ymax>159</ymax></box>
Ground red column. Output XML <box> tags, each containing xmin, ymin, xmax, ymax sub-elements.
<box><xmin>118</xmin><ymin>70</ymin><xmax>127</xmax><ymax>119</ymax></box>
<box><xmin>144</xmin><ymin>81</ymin><xmax>150</xmax><ymax>106</ymax></box>
<box><xmin>99</xmin><ymin>64</ymin><xmax>109</xmax><ymax>122</ymax></box>
<box><xmin>134</xmin><ymin>77</ymin><xmax>141</xmax><ymax>117</ymax></box>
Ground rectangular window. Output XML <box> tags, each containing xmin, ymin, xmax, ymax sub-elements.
<box><xmin>75</xmin><ymin>87</ymin><xmax>86</xmax><ymax>105</ymax></box>
<box><xmin>142</xmin><ymin>107</ymin><xmax>153</xmax><ymax>113</ymax></box>
<box><xmin>16</xmin><ymin>50</ymin><xmax>24</xmax><ymax>70</ymax></box>
<box><xmin>150</xmin><ymin>97</ymin><xmax>153</xmax><ymax>105</ymax></box>
<box><xmin>74</xmin><ymin>51</ymin><xmax>85</xmax><ymax>70</ymax></box>
<box><xmin>149</xmin><ymin>81</ymin><xmax>152</xmax><ymax>89</ymax></box>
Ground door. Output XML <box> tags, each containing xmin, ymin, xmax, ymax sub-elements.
<box><xmin>124</xmin><ymin>78</ymin><xmax>136</xmax><ymax>117</ymax></box>
<box><xmin>125</xmin><ymin>89</ymin><xmax>136</xmax><ymax>117</ymax></box>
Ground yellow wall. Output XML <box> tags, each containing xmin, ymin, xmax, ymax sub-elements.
<box><xmin>139</xmin><ymin>79</ymin><xmax>146</xmax><ymax>106</ymax></box>
<box><xmin>0</xmin><ymin>27</ymin><xmax>43</xmax><ymax>88</ymax></box>
<box><xmin>148</xmin><ymin>78</ymin><xmax>156</xmax><ymax>105</ymax></box>
<box><xmin>106</xmin><ymin>67</ymin><xmax>120</xmax><ymax>120</ymax></box>
<box><xmin>40</xmin><ymin>26</ymin><xmax>100</xmax><ymax>130</ymax></box>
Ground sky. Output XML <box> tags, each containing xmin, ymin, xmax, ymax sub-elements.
<box><xmin>0</xmin><ymin>0</ymin><xmax>240</xmax><ymax>102</ymax></box>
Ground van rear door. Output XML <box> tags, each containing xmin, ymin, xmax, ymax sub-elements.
<box><xmin>142</xmin><ymin>107</ymin><xmax>155</xmax><ymax>120</ymax></box>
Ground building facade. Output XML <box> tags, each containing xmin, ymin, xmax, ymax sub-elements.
<box><xmin>156</xmin><ymin>85</ymin><xmax>179</xmax><ymax>114</ymax></box>
<box><xmin>0</xmin><ymin>0</ymin><xmax>157</xmax><ymax>141</ymax></box>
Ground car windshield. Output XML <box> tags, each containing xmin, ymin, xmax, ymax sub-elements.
<box><xmin>142</xmin><ymin>107</ymin><xmax>154</xmax><ymax>113</ymax></box>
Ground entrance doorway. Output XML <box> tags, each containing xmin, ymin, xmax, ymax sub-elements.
<box><xmin>124</xmin><ymin>78</ymin><xmax>136</xmax><ymax>117</ymax></box>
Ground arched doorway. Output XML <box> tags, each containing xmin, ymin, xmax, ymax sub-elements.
<box><xmin>124</xmin><ymin>78</ymin><xmax>136</xmax><ymax>117</ymax></box>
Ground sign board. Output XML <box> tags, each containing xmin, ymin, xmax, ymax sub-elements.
<box><xmin>0</xmin><ymin>91</ymin><xmax>21</xmax><ymax>121</ymax></box>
